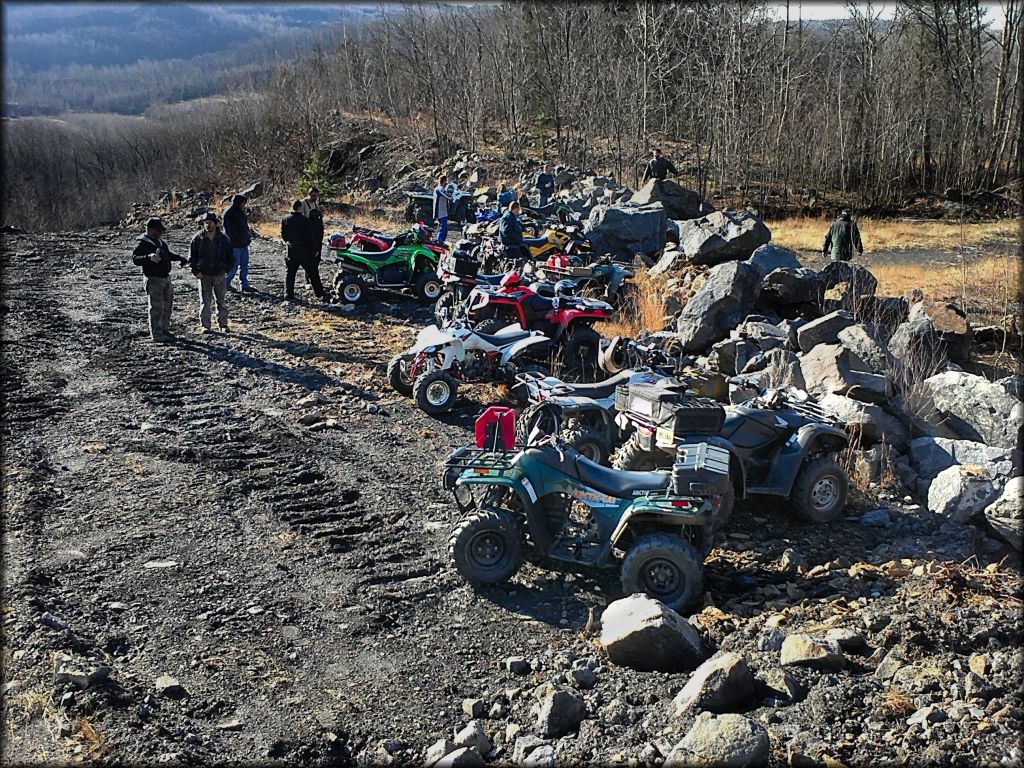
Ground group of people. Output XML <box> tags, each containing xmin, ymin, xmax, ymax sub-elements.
<box><xmin>131</xmin><ymin>187</ymin><xmax>328</xmax><ymax>343</ymax></box>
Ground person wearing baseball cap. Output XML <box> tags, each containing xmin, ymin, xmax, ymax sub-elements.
<box><xmin>130</xmin><ymin>216</ymin><xmax>188</xmax><ymax>343</ymax></box>
<box><xmin>188</xmin><ymin>211</ymin><xmax>234</xmax><ymax>333</ymax></box>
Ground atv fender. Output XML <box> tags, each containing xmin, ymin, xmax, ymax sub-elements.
<box><xmin>756</xmin><ymin>423</ymin><xmax>849</xmax><ymax>497</ymax></box>
<box><xmin>499</xmin><ymin>334</ymin><xmax>552</xmax><ymax>367</ymax></box>
<box><xmin>455</xmin><ymin>474</ymin><xmax>553</xmax><ymax>554</ymax></box>
<box><xmin>676</xmin><ymin>436</ymin><xmax>747</xmax><ymax>498</ymax></box>
<box><xmin>610</xmin><ymin>498</ymin><xmax>714</xmax><ymax>548</ymax></box>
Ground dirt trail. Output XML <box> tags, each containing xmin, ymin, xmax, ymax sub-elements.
<box><xmin>2</xmin><ymin>230</ymin><xmax>1021</xmax><ymax>766</ymax></box>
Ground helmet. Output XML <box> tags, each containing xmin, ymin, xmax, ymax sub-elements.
<box><xmin>554</xmin><ymin>279</ymin><xmax>577</xmax><ymax>298</ymax></box>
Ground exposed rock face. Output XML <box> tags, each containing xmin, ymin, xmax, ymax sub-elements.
<box><xmin>922</xmin><ymin>372</ymin><xmax>1024</xmax><ymax>450</ymax></box>
<box><xmin>675</xmin><ymin>261</ymin><xmax>762</xmax><ymax>353</ymax></box>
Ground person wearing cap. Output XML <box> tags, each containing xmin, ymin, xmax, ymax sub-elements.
<box><xmin>223</xmin><ymin>193</ymin><xmax>253</xmax><ymax>292</ymax></box>
<box><xmin>281</xmin><ymin>199</ymin><xmax>327</xmax><ymax>302</ymax></box>
<box><xmin>188</xmin><ymin>212</ymin><xmax>234</xmax><ymax>333</ymax></box>
<box><xmin>300</xmin><ymin>186</ymin><xmax>325</xmax><ymax>269</ymax></box>
<box><xmin>822</xmin><ymin>209</ymin><xmax>864</xmax><ymax>262</ymax></box>
<box><xmin>641</xmin><ymin>148</ymin><xmax>678</xmax><ymax>185</ymax></box>
<box><xmin>131</xmin><ymin>217</ymin><xmax>188</xmax><ymax>343</ymax></box>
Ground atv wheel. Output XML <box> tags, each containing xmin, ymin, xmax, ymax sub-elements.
<box><xmin>561</xmin><ymin>326</ymin><xmax>601</xmax><ymax>379</ymax></box>
<box><xmin>611</xmin><ymin>433</ymin><xmax>672</xmax><ymax>471</ymax></box>
<box><xmin>413</xmin><ymin>370</ymin><xmax>458</xmax><ymax>414</ymax></box>
<box><xmin>516</xmin><ymin>403</ymin><xmax>559</xmax><ymax>444</ymax></box>
<box><xmin>791</xmin><ymin>457</ymin><xmax>848</xmax><ymax>523</ymax></box>
<box><xmin>620</xmin><ymin>533</ymin><xmax>704</xmax><ymax>612</ymax></box>
<box><xmin>414</xmin><ymin>272</ymin><xmax>444</xmax><ymax>303</ymax></box>
<box><xmin>335</xmin><ymin>274</ymin><xmax>367</xmax><ymax>304</ymax></box>
<box><xmin>449</xmin><ymin>507</ymin><xmax>525</xmax><ymax>585</ymax></box>
<box><xmin>387</xmin><ymin>354</ymin><xmax>415</xmax><ymax>397</ymax></box>
<box><xmin>562</xmin><ymin>421</ymin><xmax>611</xmax><ymax>465</ymax></box>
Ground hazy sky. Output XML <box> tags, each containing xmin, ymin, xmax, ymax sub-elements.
<box><xmin>767</xmin><ymin>1</ymin><xmax>1008</xmax><ymax>25</ymax></box>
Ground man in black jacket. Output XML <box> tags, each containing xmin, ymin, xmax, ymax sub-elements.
<box><xmin>223</xmin><ymin>194</ymin><xmax>254</xmax><ymax>292</ymax></box>
<box><xmin>132</xmin><ymin>216</ymin><xmax>188</xmax><ymax>342</ymax></box>
<box><xmin>535</xmin><ymin>163</ymin><xmax>555</xmax><ymax>207</ymax></box>
<box><xmin>188</xmin><ymin>212</ymin><xmax>234</xmax><ymax>333</ymax></box>
<box><xmin>641</xmin><ymin>148</ymin><xmax>678</xmax><ymax>184</ymax></box>
<box><xmin>498</xmin><ymin>201</ymin><xmax>546</xmax><ymax>264</ymax></box>
<box><xmin>281</xmin><ymin>199</ymin><xmax>326</xmax><ymax>302</ymax></box>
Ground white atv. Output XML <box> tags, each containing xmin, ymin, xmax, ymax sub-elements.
<box><xmin>388</xmin><ymin>322</ymin><xmax>550</xmax><ymax>414</ymax></box>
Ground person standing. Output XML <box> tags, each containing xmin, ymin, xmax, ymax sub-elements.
<box><xmin>223</xmin><ymin>194</ymin><xmax>254</xmax><ymax>292</ymax></box>
<box><xmin>641</xmin><ymin>148</ymin><xmax>678</xmax><ymax>184</ymax></box>
<box><xmin>535</xmin><ymin>163</ymin><xmax>555</xmax><ymax>207</ymax></box>
<box><xmin>433</xmin><ymin>174</ymin><xmax>452</xmax><ymax>243</ymax></box>
<box><xmin>188</xmin><ymin>212</ymin><xmax>234</xmax><ymax>333</ymax></box>
<box><xmin>281</xmin><ymin>199</ymin><xmax>327</xmax><ymax>302</ymax></box>
<box><xmin>131</xmin><ymin>216</ymin><xmax>188</xmax><ymax>343</ymax></box>
<box><xmin>300</xmin><ymin>186</ymin><xmax>325</xmax><ymax>266</ymax></box>
<box><xmin>822</xmin><ymin>209</ymin><xmax>864</xmax><ymax>262</ymax></box>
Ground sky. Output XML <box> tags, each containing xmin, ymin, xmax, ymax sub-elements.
<box><xmin>766</xmin><ymin>0</ymin><xmax>1008</xmax><ymax>25</ymax></box>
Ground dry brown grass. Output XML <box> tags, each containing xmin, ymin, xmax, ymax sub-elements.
<box><xmin>598</xmin><ymin>267</ymin><xmax>687</xmax><ymax>338</ymax></box>
<box><xmin>879</xmin><ymin>688</ymin><xmax>915</xmax><ymax>718</ymax></box>
<box><xmin>869</xmin><ymin>254</ymin><xmax>1021</xmax><ymax>308</ymax></box>
<box><xmin>770</xmin><ymin>216</ymin><xmax>1018</xmax><ymax>253</ymax></box>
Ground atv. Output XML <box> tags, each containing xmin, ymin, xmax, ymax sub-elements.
<box><xmin>338</xmin><ymin>224</ymin><xmax>448</xmax><ymax>259</ymax></box>
<box><xmin>612</xmin><ymin>381</ymin><xmax>851</xmax><ymax>523</ymax></box>
<box><xmin>443</xmin><ymin>412</ymin><xmax>733</xmax><ymax>612</ymax></box>
<box><xmin>527</xmin><ymin>253</ymin><xmax>637</xmax><ymax>313</ymax></box>
<box><xmin>433</xmin><ymin>239</ymin><xmax>506</xmax><ymax>325</ymax></box>
<box><xmin>327</xmin><ymin>223</ymin><xmax>444</xmax><ymax>305</ymax></box>
<box><xmin>404</xmin><ymin>187</ymin><xmax>476</xmax><ymax>224</ymax></box>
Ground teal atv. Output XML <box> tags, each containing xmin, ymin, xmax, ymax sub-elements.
<box><xmin>327</xmin><ymin>223</ymin><xmax>444</xmax><ymax>304</ymax></box>
<box><xmin>442</xmin><ymin>431</ymin><xmax>732</xmax><ymax>612</ymax></box>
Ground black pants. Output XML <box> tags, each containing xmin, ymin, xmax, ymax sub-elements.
<box><xmin>285</xmin><ymin>258</ymin><xmax>325</xmax><ymax>299</ymax></box>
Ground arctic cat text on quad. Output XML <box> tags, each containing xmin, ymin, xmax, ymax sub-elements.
<box><xmin>327</xmin><ymin>223</ymin><xmax>443</xmax><ymax>304</ymax></box>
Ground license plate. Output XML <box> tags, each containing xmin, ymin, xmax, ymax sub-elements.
<box><xmin>655</xmin><ymin>426</ymin><xmax>676</xmax><ymax>448</ymax></box>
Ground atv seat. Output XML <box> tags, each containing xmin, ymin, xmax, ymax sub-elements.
<box><xmin>471</xmin><ymin>329</ymin><xmax>538</xmax><ymax>346</ymax></box>
<box><xmin>348</xmin><ymin>246</ymin><xmax>396</xmax><ymax>260</ymax></box>
<box><xmin>523</xmin><ymin>447</ymin><xmax>670</xmax><ymax>496</ymax></box>
<box><xmin>545</xmin><ymin>368</ymin><xmax>639</xmax><ymax>399</ymax></box>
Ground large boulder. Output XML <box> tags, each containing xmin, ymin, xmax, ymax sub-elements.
<box><xmin>927</xmin><ymin>465</ymin><xmax>1000</xmax><ymax>524</ymax></box>
<box><xmin>585</xmin><ymin>203</ymin><xmax>667</xmax><ymax>259</ymax></box>
<box><xmin>799</xmin><ymin>344</ymin><xmax>892</xmax><ymax>403</ymax></box>
<box><xmin>797</xmin><ymin>310</ymin><xmax>856</xmax><ymax>352</ymax></box>
<box><xmin>888</xmin><ymin>318</ymin><xmax>949</xmax><ymax>382</ymax></box>
<box><xmin>665</xmin><ymin>714</ymin><xmax>770</xmax><ymax>768</ymax></box>
<box><xmin>983</xmin><ymin>476</ymin><xmax>1023</xmax><ymax>551</ymax></box>
<box><xmin>909</xmin><ymin>300</ymin><xmax>971</xmax><ymax>363</ymax></box>
<box><xmin>908</xmin><ymin>436</ymin><xmax>1018</xmax><ymax>493</ymax></box>
<box><xmin>760</xmin><ymin>267</ymin><xmax>823</xmax><ymax>305</ymax></box>
<box><xmin>676</xmin><ymin>262</ymin><xmax>762</xmax><ymax>353</ymax></box>
<box><xmin>837</xmin><ymin>324</ymin><xmax>892</xmax><ymax>374</ymax></box>
<box><xmin>599</xmin><ymin>594</ymin><xmax>706</xmax><ymax>672</ymax></box>
<box><xmin>676</xmin><ymin>211</ymin><xmax>772</xmax><ymax>266</ymax></box>
<box><xmin>922</xmin><ymin>372</ymin><xmax>1023</xmax><ymax>450</ymax></box>
<box><xmin>756</xmin><ymin>349</ymin><xmax>806</xmax><ymax>390</ymax></box>
<box><xmin>745</xmin><ymin>244</ymin><xmax>800</xmax><ymax>277</ymax></box>
<box><xmin>819</xmin><ymin>393</ymin><xmax>909</xmax><ymax>449</ymax></box>
<box><xmin>821</xmin><ymin>260</ymin><xmax>878</xmax><ymax>296</ymax></box>
<box><xmin>630</xmin><ymin>179</ymin><xmax>715</xmax><ymax>220</ymax></box>
<box><xmin>672</xmin><ymin>652</ymin><xmax>755</xmax><ymax>715</ymax></box>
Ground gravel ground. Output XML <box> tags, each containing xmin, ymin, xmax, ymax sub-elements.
<box><xmin>1</xmin><ymin>228</ymin><xmax>1021</xmax><ymax>766</ymax></box>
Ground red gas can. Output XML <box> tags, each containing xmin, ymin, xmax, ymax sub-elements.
<box><xmin>475</xmin><ymin>406</ymin><xmax>516</xmax><ymax>450</ymax></box>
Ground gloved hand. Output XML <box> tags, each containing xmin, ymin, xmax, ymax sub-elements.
<box><xmin>149</xmin><ymin>252</ymin><xmax>161</xmax><ymax>263</ymax></box>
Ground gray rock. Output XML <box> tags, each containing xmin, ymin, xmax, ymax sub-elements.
<box><xmin>434</xmin><ymin>747</ymin><xmax>484</xmax><ymax>768</ymax></box>
<box><xmin>463</xmin><ymin>698</ymin><xmax>486</xmax><ymax>719</ymax></box>
<box><xmin>745</xmin><ymin>243</ymin><xmax>800</xmax><ymax>276</ymax></box>
<box><xmin>504</xmin><ymin>656</ymin><xmax>531</xmax><ymax>675</ymax></box>
<box><xmin>760</xmin><ymin>267</ymin><xmax>823</xmax><ymax>305</ymax></box>
<box><xmin>820</xmin><ymin>260</ymin><xmax>878</xmax><ymax>296</ymax></box>
<box><xmin>860</xmin><ymin>507</ymin><xmax>893</xmax><ymax>527</ymax></box>
<box><xmin>908</xmin><ymin>436</ymin><xmax>1017</xmax><ymax>491</ymax></box>
<box><xmin>673</xmin><ymin>652</ymin><xmax>755</xmax><ymax>715</ymax></box>
<box><xmin>963</xmin><ymin>671</ymin><xmax>998</xmax><ymax>701</ymax></box>
<box><xmin>511</xmin><ymin>735</ymin><xmax>548</xmax><ymax>764</ymax></box>
<box><xmin>983</xmin><ymin>476</ymin><xmax>1023</xmax><ymax>551</ymax></box>
<box><xmin>666</xmin><ymin>713</ymin><xmax>770</xmax><ymax>768</ymax></box>
<box><xmin>454</xmin><ymin>721</ymin><xmax>491</xmax><ymax>754</ymax></box>
<box><xmin>675</xmin><ymin>210</ymin><xmax>772</xmax><ymax>266</ymax></box>
<box><xmin>797</xmin><ymin>310</ymin><xmax>855</xmax><ymax>352</ymax></box>
<box><xmin>824</xmin><ymin>628</ymin><xmax>867</xmax><ymax>652</ymax></box>
<box><xmin>630</xmin><ymin>179</ymin><xmax>715</xmax><ymax>220</ymax></box>
<box><xmin>676</xmin><ymin>261</ymin><xmax>762</xmax><ymax>353</ymax></box>
<box><xmin>155</xmin><ymin>674</ymin><xmax>188</xmax><ymax>699</ymax></box>
<box><xmin>888</xmin><ymin>318</ymin><xmax>948</xmax><ymax>380</ymax></box>
<box><xmin>585</xmin><ymin>203</ymin><xmax>667</xmax><ymax>259</ymax></box>
<box><xmin>536</xmin><ymin>688</ymin><xmax>586</xmax><ymax>737</ymax></box>
<box><xmin>799</xmin><ymin>344</ymin><xmax>892</xmax><ymax>403</ymax></box>
<box><xmin>837</xmin><ymin>324</ymin><xmax>892</xmax><ymax>374</ymax></box>
<box><xmin>907</xmin><ymin>705</ymin><xmax>947</xmax><ymax>727</ymax></box>
<box><xmin>756</xmin><ymin>628</ymin><xmax>786</xmax><ymax>652</ymax></box>
<box><xmin>521</xmin><ymin>745</ymin><xmax>556</xmax><ymax>767</ymax></box>
<box><xmin>424</xmin><ymin>739</ymin><xmax>458</xmax><ymax>768</ymax></box>
<box><xmin>909</xmin><ymin>299</ymin><xmax>971</xmax><ymax>363</ymax></box>
<box><xmin>758</xmin><ymin>349</ymin><xmax>806</xmax><ymax>391</ymax></box>
<box><xmin>599</xmin><ymin>594</ymin><xmax>706</xmax><ymax>672</ymax></box>
<box><xmin>779</xmin><ymin>634</ymin><xmax>844</xmax><ymax>671</ymax></box>
<box><xmin>927</xmin><ymin>465</ymin><xmax>999</xmax><ymax>523</ymax></box>
<box><xmin>568</xmin><ymin>665</ymin><xmax>597</xmax><ymax>690</ymax></box>
<box><xmin>874</xmin><ymin>651</ymin><xmax>905</xmax><ymax>681</ymax></box>
<box><xmin>923</xmin><ymin>371</ymin><xmax>1024</xmax><ymax>450</ymax></box>
<box><xmin>818</xmin><ymin>393</ymin><xmax>908</xmax><ymax>449</ymax></box>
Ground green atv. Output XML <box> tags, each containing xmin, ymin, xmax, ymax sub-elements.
<box><xmin>326</xmin><ymin>224</ymin><xmax>444</xmax><ymax>304</ymax></box>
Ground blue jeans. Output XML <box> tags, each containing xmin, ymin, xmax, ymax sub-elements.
<box><xmin>436</xmin><ymin>217</ymin><xmax>448</xmax><ymax>244</ymax></box>
<box><xmin>225</xmin><ymin>246</ymin><xmax>250</xmax><ymax>288</ymax></box>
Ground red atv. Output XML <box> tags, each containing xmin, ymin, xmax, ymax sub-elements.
<box><xmin>465</xmin><ymin>273</ymin><xmax>612</xmax><ymax>376</ymax></box>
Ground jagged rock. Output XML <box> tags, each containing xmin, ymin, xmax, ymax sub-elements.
<box><xmin>536</xmin><ymin>688</ymin><xmax>586</xmax><ymax>737</ymax></box>
<box><xmin>922</xmin><ymin>372</ymin><xmax>1024</xmax><ymax>450</ymax></box>
<box><xmin>599</xmin><ymin>594</ymin><xmax>706</xmax><ymax>672</ymax></box>
<box><xmin>521</xmin><ymin>745</ymin><xmax>556</xmax><ymax>767</ymax></box>
<box><xmin>861</xmin><ymin>295</ymin><xmax>910</xmax><ymax>328</ymax></box>
<box><xmin>908</xmin><ymin>436</ymin><xmax>1018</xmax><ymax>492</ymax></box>
<box><xmin>630</xmin><ymin>179</ymin><xmax>715</xmax><ymax>220</ymax></box>
<box><xmin>779</xmin><ymin>634</ymin><xmax>844</xmax><ymax>671</ymax></box>
<box><xmin>708</xmin><ymin>338</ymin><xmax>758</xmax><ymax>377</ymax></box>
<box><xmin>760</xmin><ymin>267</ymin><xmax>823</xmax><ymax>305</ymax></box>
<box><xmin>888</xmin><ymin>318</ymin><xmax>948</xmax><ymax>381</ymax></box>
<box><xmin>424</xmin><ymin>739</ymin><xmax>458</xmax><ymax>768</ymax></box>
<box><xmin>820</xmin><ymin>260</ymin><xmax>878</xmax><ymax>296</ymax></box>
<box><xmin>675</xmin><ymin>210</ymin><xmax>772</xmax><ymax>266</ymax></box>
<box><xmin>819</xmin><ymin>393</ymin><xmax>909</xmax><ymax>449</ymax></box>
<box><xmin>797</xmin><ymin>310</ymin><xmax>855</xmax><ymax>352</ymax></box>
<box><xmin>799</xmin><ymin>344</ymin><xmax>892</xmax><ymax>403</ymax></box>
<box><xmin>585</xmin><ymin>203</ymin><xmax>667</xmax><ymax>259</ymax></box>
<box><xmin>927</xmin><ymin>465</ymin><xmax>999</xmax><ymax>523</ymax></box>
<box><xmin>825</xmin><ymin>628</ymin><xmax>867</xmax><ymax>652</ymax></box>
<box><xmin>454</xmin><ymin>721</ymin><xmax>491</xmax><ymax>754</ymax></box>
<box><xmin>672</xmin><ymin>653</ymin><xmax>755</xmax><ymax>715</ymax></box>
<box><xmin>983</xmin><ymin>476</ymin><xmax>1023</xmax><ymax>550</ymax></box>
<box><xmin>512</xmin><ymin>735</ymin><xmax>549</xmax><ymax>764</ymax></box>
<box><xmin>909</xmin><ymin>299</ymin><xmax>971</xmax><ymax>363</ymax></box>
<box><xmin>745</xmin><ymin>243</ymin><xmax>800</xmax><ymax>277</ymax></box>
<box><xmin>434</xmin><ymin>747</ymin><xmax>484</xmax><ymax>768</ymax></box>
<box><xmin>837</xmin><ymin>324</ymin><xmax>891</xmax><ymax>374</ymax></box>
<box><xmin>758</xmin><ymin>349</ymin><xmax>806</xmax><ymax>390</ymax></box>
<box><xmin>676</xmin><ymin>262</ymin><xmax>762</xmax><ymax>353</ymax></box>
<box><xmin>665</xmin><ymin>713</ymin><xmax>770</xmax><ymax>768</ymax></box>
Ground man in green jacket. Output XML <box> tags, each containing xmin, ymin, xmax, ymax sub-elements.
<box><xmin>822</xmin><ymin>209</ymin><xmax>864</xmax><ymax>262</ymax></box>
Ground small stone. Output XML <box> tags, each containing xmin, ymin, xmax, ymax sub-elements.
<box><xmin>780</xmin><ymin>635</ymin><xmax>844</xmax><ymax>671</ymax></box>
<box><xmin>38</xmin><ymin>612</ymin><xmax>69</xmax><ymax>631</ymax></box>
<box><xmin>454</xmin><ymin>721</ymin><xmax>491</xmax><ymax>754</ymax></box>
<box><xmin>155</xmin><ymin>675</ymin><xmax>188</xmax><ymax>699</ymax></box>
<box><xmin>504</xmin><ymin>656</ymin><xmax>531</xmax><ymax>675</ymax></box>
<box><xmin>863</xmin><ymin>612</ymin><xmax>892</xmax><ymax>632</ymax></box>
<box><xmin>756</xmin><ymin>628</ymin><xmax>786</xmax><ymax>652</ymax></box>
<box><xmin>673</xmin><ymin>652</ymin><xmax>755</xmax><ymax>715</ymax></box>
<box><xmin>424</xmin><ymin>739</ymin><xmax>457</xmax><ymax>767</ymax></box>
<box><xmin>512</xmin><ymin>735</ymin><xmax>548</xmax><ymax>764</ymax></box>
<box><xmin>861</xmin><ymin>508</ymin><xmax>893</xmax><ymax>527</ymax></box>
<box><xmin>143</xmin><ymin>560</ymin><xmax>179</xmax><ymax>569</ymax></box>
<box><xmin>536</xmin><ymin>687</ymin><xmax>586</xmax><ymax>737</ymax></box>
<box><xmin>434</xmin><ymin>746</ymin><xmax>484</xmax><ymax>768</ymax></box>
<box><xmin>463</xmin><ymin>698</ymin><xmax>486</xmax><ymax>719</ymax></box>
<box><xmin>488</xmin><ymin>701</ymin><xmax>507</xmax><ymax>719</ymax></box>
<box><xmin>964</xmin><ymin>672</ymin><xmax>997</xmax><ymax>702</ymax></box>
<box><xmin>216</xmin><ymin>717</ymin><xmax>243</xmax><ymax>731</ymax></box>
<box><xmin>569</xmin><ymin>666</ymin><xmax>597</xmax><ymax>690</ymax></box>
<box><xmin>874</xmin><ymin>651</ymin><xmax>905</xmax><ymax>681</ymax></box>
<box><xmin>778</xmin><ymin>547</ymin><xmax>808</xmax><ymax>573</ymax></box>
<box><xmin>968</xmin><ymin>654</ymin><xmax>987</xmax><ymax>676</ymax></box>
<box><xmin>907</xmin><ymin>705</ymin><xmax>947</xmax><ymax>727</ymax></box>
<box><xmin>666</xmin><ymin>713</ymin><xmax>770</xmax><ymax>768</ymax></box>
<box><xmin>522</xmin><ymin>745</ymin><xmax>556</xmax><ymax>767</ymax></box>
<box><xmin>825</xmin><ymin>628</ymin><xmax>867</xmax><ymax>652</ymax></box>
<box><xmin>366</xmin><ymin>402</ymin><xmax>380</xmax><ymax>414</ymax></box>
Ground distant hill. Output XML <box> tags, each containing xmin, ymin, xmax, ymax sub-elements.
<box><xmin>2</xmin><ymin>3</ymin><xmax>382</xmax><ymax>115</ymax></box>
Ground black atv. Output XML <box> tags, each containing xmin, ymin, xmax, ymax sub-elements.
<box><xmin>613</xmin><ymin>382</ymin><xmax>850</xmax><ymax>523</ymax></box>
